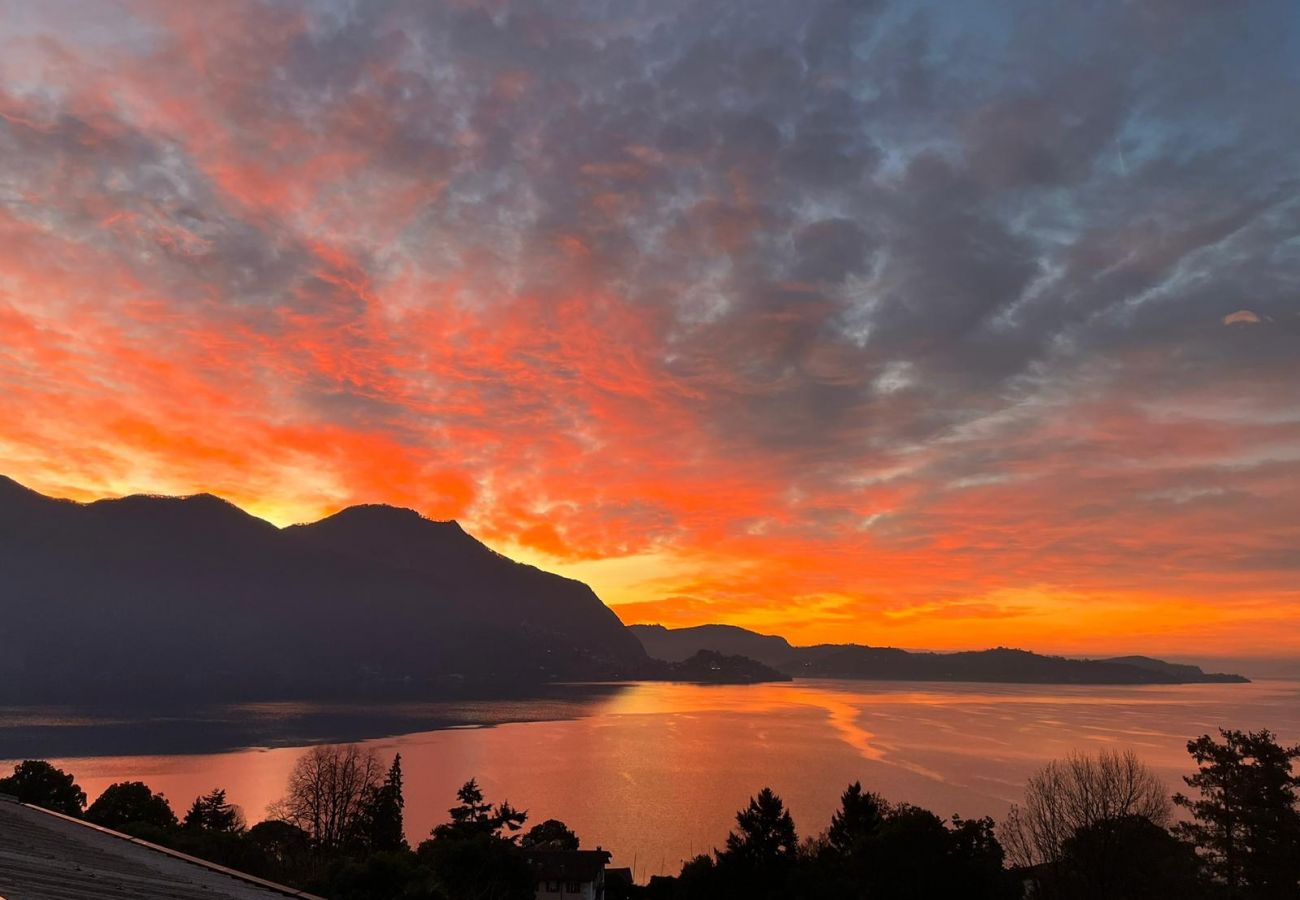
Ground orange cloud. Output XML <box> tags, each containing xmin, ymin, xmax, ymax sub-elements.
<box><xmin>0</xmin><ymin>0</ymin><xmax>1296</xmax><ymax>661</ymax></box>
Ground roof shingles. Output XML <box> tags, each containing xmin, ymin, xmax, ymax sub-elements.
<box><xmin>0</xmin><ymin>795</ymin><xmax>323</xmax><ymax>900</ymax></box>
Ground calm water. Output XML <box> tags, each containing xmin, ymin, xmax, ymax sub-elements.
<box><xmin>4</xmin><ymin>678</ymin><xmax>1298</xmax><ymax>880</ymax></box>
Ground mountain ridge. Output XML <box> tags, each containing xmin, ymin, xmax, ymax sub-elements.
<box><xmin>0</xmin><ymin>476</ymin><xmax>648</xmax><ymax>703</ymax></box>
<box><xmin>0</xmin><ymin>477</ymin><xmax>1251</xmax><ymax>701</ymax></box>
<box><xmin>628</xmin><ymin>624</ymin><xmax>1250</xmax><ymax>685</ymax></box>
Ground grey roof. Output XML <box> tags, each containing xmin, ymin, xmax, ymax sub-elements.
<box><xmin>0</xmin><ymin>795</ymin><xmax>324</xmax><ymax>900</ymax></box>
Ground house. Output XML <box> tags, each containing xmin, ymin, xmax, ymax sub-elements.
<box><xmin>0</xmin><ymin>793</ymin><xmax>323</xmax><ymax>900</ymax></box>
<box><xmin>603</xmin><ymin>866</ymin><xmax>633</xmax><ymax>900</ymax></box>
<box><xmin>521</xmin><ymin>848</ymin><xmax>613</xmax><ymax>900</ymax></box>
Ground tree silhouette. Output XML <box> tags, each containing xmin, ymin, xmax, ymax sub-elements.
<box><xmin>521</xmin><ymin>818</ymin><xmax>580</xmax><ymax>850</ymax></box>
<box><xmin>86</xmin><ymin>781</ymin><xmax>177</xmax><ymax>831</ymax></box>
<box><xmin>273</xmin><ymin>744</ymin><xmax>382</xmax><ymax>851</ymax></box>
<box><xmin>721</xmin><ymin>787</ymin><xmax>798</xmax><ymax>864</ymax></box>
<box><xmin>360</xmin><ymin>753</ymin><xmax>407</xmax><ymax>852</ymax></box>
<box><xmin>433</xmin><ymin>778</ymin><xmax>526</xmax><ymax>842</ymax></box>
<box><xmin>705</xmin><ymin>787</ymin><xmax>801</xmax><ymax>898</ymax></box>
<box><xmin>865</xmin><ymin>804</ymin><xmax>957</xmax><ymax>897</ymax></box>
<box><xmin>184</xmin><ymin>788</ymin><xmax>245</xmax><ymax>833</ymax></box>
<box><xmin>247</xmin><ymin>819</ymin><xmax>312</xmax><ymax>869</ymax></box>
<box><xmin>421</xmin><ymin>779</ymin><xmax>533</xmax><ymax>900</ymax></box>
<box><xmin>826</xmin><ymin>781</ymin><xmax>888</xmax><ymax>855</ymax></box>
<box><xmin>1059</xmin><ymin>815</ymin><xmax>1203</xmax><ymax>900</ymax></box>
<box><xmin>0</xmin><ymin>760</ymin><xmax>86</xmax><ymax>816</ymax></box>
<box><xmin>674</xmin><ymin>853</ymin><xmax>719</xmax><ymax>898</ymax></box>
<box><xmin>1174</xmin><ymin>728</ymin><xmax>1300</xmax><ymax>898</ymax></box>
<box><xmin>446</xmin><ymin>778</ymin><xmax>492</xmax><ymax>833</ymax></box>
<box><xmin>1002</xmin><ymin>747</ymin><xmax>1169</xmax><ymax>898</ymax></box>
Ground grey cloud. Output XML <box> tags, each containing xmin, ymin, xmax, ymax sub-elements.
<box><xmin>4</xmin><ymin>0</ymin><xmax>1296</xmax><ymax>517</ymax></box>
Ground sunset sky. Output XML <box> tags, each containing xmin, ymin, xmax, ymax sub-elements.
<box><xmin>1</xmin><ymin>0</ymin><xmax>1297</xmax><ymax>656</ymax></box>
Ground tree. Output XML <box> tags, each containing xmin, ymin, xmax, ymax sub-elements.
<box><xmin>1174</xmin><ymin>728</ymin><xmax>1300</xmax><ymax>899</ymax></box>
<box><xmin>319</xmin><ymin>850</ymin><xmax>437</xmax><ymax>900</ymax></box>
<box><xmin>184</xmin><ymin>788</ymin><xmax>245</xmax><ymax>833</ymax></box>
<box><xmin>1058</xmin><ymin>815</ymin><xmax>1203</xmax><ymax>900</ymax></box>
<box><xmin>420</xmin><ymin>779</ymin><xmax>533</xmax><ymax>900</ymax></box>
<box><xmin>709</xmin><ymin>787</ymin><xmax>800</xmax><ymax>899</ymax></box>
<box><xmin>720</xmin><ymin>787</ymin><xmax>798</xmax><ymax>865</ymax></box>
<box><xmin>1002</xmin><ymin>747</ymin><xmax>1170</xmax><ymax>892</ymax></box>
<box><xmin>521</xmin><ymin>818</ymin><xmax>580</xmax><ymax>850</ymax></box>
<box><xmin>673</xmin><ymin>853</ymin><xmax>720</xmax><ymax>899</ymax></box>
<box><xmin>810</xmin><ymin>784</ymin><xmax>1013</xmax><ymax>900</ymax></box>
<box><xmin>417</xmin><ymin>833</ymin><xmax>534</xmax><ymax>900</ymax></box>
<box><xmin>825</xmin><ymin>781</ymin><xmax>888</xmax><ymax>856</ymax></box>
<box><xmin>359</xmin><ymin>754</ymin><xmax>407</xmax><ymax>852</ymax></box>
<box><xmin>867</xmin><ymin>804</ymin><xmax>963</xmax><ymax>897</ymax></box>
<box><xmin>247</xmin><ymin>819</ymin><xmax>312</xmax><ymax>868</ymax></box>
<box><xmin>432</xmin><ymin>779</ymin><xmax>526</xmax><ymax>842</ymax></box>
<box><xmin>86</xmin><ymin>781</ymin><xmax>177</xmax><ymax>831</ymax></box>
<box><xmin>274</xmin><ymin>745</ymin><xmax>383</xmax><ymax>852</ymax></box>
<box><xmin>0</xmin><ymin>760</ymin><xmax>86</xmax><ymax>816</ymax></box>
<box><xmin>947</xmin><ymin>815</ymin><xmax>1012</xmax><ymax>899</ymax></box>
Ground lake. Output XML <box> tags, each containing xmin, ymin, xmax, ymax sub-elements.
<box><xmin>4</xmin><ymin>678</ymin><xmax>1298</xmax><ymax>880</ymax></box>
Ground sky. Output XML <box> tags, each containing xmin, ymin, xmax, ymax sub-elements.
<box><xmin>1</xmin><ymin>0</ymin><xmax>1297</xmax><ymax>657</ymax></box>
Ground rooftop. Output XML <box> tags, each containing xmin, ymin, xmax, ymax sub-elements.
<box><xmin>0</xmin><ymin>795</ymin><xmax>324</xmax><ymax>900</ymax></box>
<box><xmin>520</xmin><ymin>848</ymin><xmax>612</xmax><ymax>883</ymax></box>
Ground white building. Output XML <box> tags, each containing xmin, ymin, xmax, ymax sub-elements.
<box><xmin>522</xmin><ymin>848</ymin><xmax>613</xmax><ymax>900</ymax></box>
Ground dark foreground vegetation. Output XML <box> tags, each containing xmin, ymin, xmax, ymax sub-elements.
<box><xmin>2</xmin><ymin>728</ymin><xmax>1296</xmax><ymax>899</ymax></box>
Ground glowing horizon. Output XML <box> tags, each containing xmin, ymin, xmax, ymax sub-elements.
<box><xmin>1</xmin><ymin>2</ymin><xmax>1297</xmax><ymax>658</ymax></box>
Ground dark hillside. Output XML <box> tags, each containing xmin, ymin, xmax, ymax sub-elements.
<box><xmin>0</xmin><ymin>478</ymin><xmax>647</xmax><ymax>703</ymax></box>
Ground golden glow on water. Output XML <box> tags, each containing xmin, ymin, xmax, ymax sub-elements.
<box><xmin>11</xmin><ymin>679</ymin><xmax>1300</xmax><ymax>880</ymax></box>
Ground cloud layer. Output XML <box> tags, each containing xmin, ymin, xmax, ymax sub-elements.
<box><xmin>1</xmin><ymin>0</ymin><xmax>1297</xmax><ymax>654</ymax></box>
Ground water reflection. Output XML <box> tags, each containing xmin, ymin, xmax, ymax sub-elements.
<box><xmin>0</xmin><ymin>682</ymin><xmax>630</xmax><ymax>758</ymax></box>
<box><xmin>3</xmin><ymin>678</ymin><xmax>1297</xmax><ymax>881</ymax></box>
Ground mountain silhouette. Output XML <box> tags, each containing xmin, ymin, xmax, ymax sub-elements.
<box><xmin>630</xmin><ymin>624</ymin><xmax>794</xmax><ymax>667</ymax></box>
<box><xmin>0</xmin><ymin>477</ymin><xmax>646</xmax><ymax>702</ymax></box>
<box><xmin>630</xmin><ymin>624</ymin><xmax>1248</xmax><ymax>684</ymax></box>
<box><xmin>0</xmin><ymin>475</ymin><xmax>1248</xmax><ymax>703</ymax></box>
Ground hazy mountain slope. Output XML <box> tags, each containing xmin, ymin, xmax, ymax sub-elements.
<box><xmin>1102</xmin><ymin>655</ymin><xmax>1246</xmax><ymax>684</ymax></box>
<box><xmin>286</xmin><ymin>505</ymin><xmax>645</xmax><ymax>663</ymax></box>
<box><xmin>629</xmin><ymin>624</ymin><xmax>795</xmax><ymax>666</ymax></box>
<box><xmin>634</xmin><ymin>624</ymin><xmax>1249</xmax><ymax>684</ymax></box>
<box><xmin>0</xmin><ymin>478</ymin><xmax>647</xmax><ymax>703</ymax></box>
<box><xmin>786</xmin><ymin>645</ymin><xmax>1245</xmax><ymax>684</ymax></box>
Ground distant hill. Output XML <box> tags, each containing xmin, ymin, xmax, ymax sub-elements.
<box><xmin>664</xmin><ymin>650</ymin><xmax>792</xmax><ymax>684</ymax></box>
<box><xmin>632</xmin><ymin>624</ymin><xmax>1249</xmax><ymax>685</ymax></box>
<box><xmin>1101</xmin><ymin>655</ymin><xmax>1247</xmax><ymax>684</ymax></box>
<box><xmin>630</xmin><ymin>624</ymin><xmax>794</xmax><ymax>667</ymax></box>
<box><xmin>0</xmin><ymin>476</ymin><xmax>647</xmax><ymax>702</ymax></box>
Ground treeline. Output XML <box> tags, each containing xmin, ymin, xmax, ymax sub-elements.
<box><xmin>0</xmin><ymin>748</ymin><xmax>557</xmax><ymax>899</ymax></box>
<box><xmin>653</xmin><ymin>729</ymin><xmax>1300</xmax><ymax>900</ymax></box>
<box><xmin>2</xmin><ymin>727</ymin><xmax>1297</xmax><ymax>899</ymax></box>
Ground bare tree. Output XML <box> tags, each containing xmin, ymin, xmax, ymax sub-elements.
<box><xmin>272</xmin><ymin>745</ymin><xmax>383</xmax><ymax>852</ymax></box>
<box><xmin>1002</xmin><ymin>748</ymin><xmax>1170</xmax><ymax>871</ymax></box>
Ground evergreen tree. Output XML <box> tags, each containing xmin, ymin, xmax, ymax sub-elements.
<box><xmin>720</xmin><ymin>787</ymin><xmax>798</xmax><ymax>865</ymax></box>
<box><xmin>1174</xmin><ymin>728</ymin><xmax>1300</xmax><ymax>899</ymax></box>
<box><xmin>826</xmin><ymin>781</ymin><xmax>888</xmax><ymax>855</ymax></box>
<box><xmin>420</xmin><ymin>779</ymin><xmax>533</xmax><ymax>900</ymax></box>
<box><xmin>433</xmin><ymin>778</ymin><xmax>526</xmax><ymax>842</ymax></box>
<box><xmin>184</xmin><ymin>788</ymin><xmax>245</xmax><ymax>833</ymax></box>
<box><xmin>360</xmin><ymin>753</ymin><xmax>407</xmax><ymax>852</ymax></box>
<box><xmin>805</xmin><ymin>786</ymin><xmax>1016</xmax><ymax>900</ymax></box>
